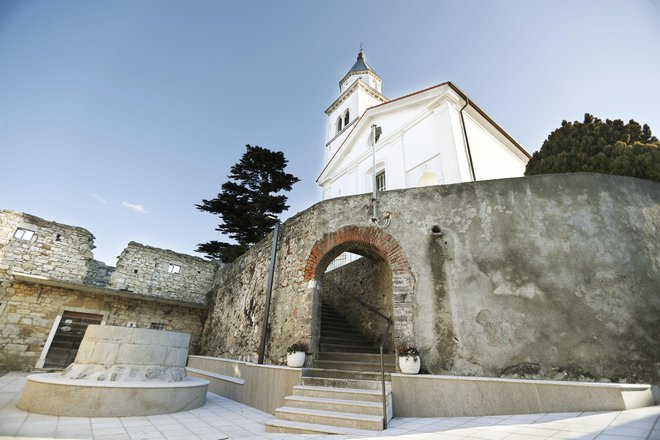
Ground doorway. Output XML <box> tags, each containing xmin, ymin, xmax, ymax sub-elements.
<box><xmin>42</xmin><ymin>311</ymin><xmax>103</xmax><ymax>369</ymax></box>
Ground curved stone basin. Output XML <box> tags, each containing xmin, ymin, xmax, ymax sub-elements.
<box><xmin>18</xmin><ymin>373</ymin><xmax>209</xmax><ymax>417</ymax></box>
<box><xmin>18</xmin><ymin>325</ymin><xmax>209</xmax><ymax>416</ymax></box>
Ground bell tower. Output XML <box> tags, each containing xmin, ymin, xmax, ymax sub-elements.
<box><xmin>324</xmin><ymin>51</ymin><xmax>388</xmax><ymax>161</ymax></box>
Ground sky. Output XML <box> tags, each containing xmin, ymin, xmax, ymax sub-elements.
<box><xmin>1</xmin><ymin>0</ymin><xmax>659</xmax><ymax>265</ymax></box>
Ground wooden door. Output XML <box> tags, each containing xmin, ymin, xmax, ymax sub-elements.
<box><xmin>43</xmin><ymin>311</ymin><xmax>103</xmax><ymax>369</ymax></box>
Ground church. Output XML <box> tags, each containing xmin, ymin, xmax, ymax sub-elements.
<box><xmin>318</xmin><ymin>51</ymin><xmax>531</xmax><ymax>199</ymax></box>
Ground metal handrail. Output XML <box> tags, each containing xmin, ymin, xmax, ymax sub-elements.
<box><xmin>379</xmin><ymin>319</ymin><xmax>393</xmax><ymax>429</ymax></box>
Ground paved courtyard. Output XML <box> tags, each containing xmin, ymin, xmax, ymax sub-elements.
<box><xmin>1</xmin><ymin>372</ymin><xmax>658</xmax><ymax>440</ymax></box>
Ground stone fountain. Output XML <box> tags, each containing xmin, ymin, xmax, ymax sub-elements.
<box><xmin>18</xmin><ymin>325</ymin><xmax>208</xmax><ymax>417</ymax></box>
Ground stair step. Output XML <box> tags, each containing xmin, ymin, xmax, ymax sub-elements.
<box><xmin>293</xmin><ymin>385</ymin><xmax>389</xmax><ymax>402</ymax></box>
<box><xmin>317</xmin><ymin>352</ymin><xmax>395</xmax><ymax>362</ymax></box>
<box><xmin>265</xmin><ymin>419</ymin><xmax>377</xmax><ymax>435</ymax></box>
<box><xmin>284</xmin><ymin>395</ymin><xmax>383</xmax><ymax>416</ymax></box>
<box><xmin>320</xmin><ymin>343</ymin><xmax>380</xmax><ymax>353</ymax></box>
<box><xmin>274</xmin><ymin>406</ymin><xmax>384</xmax><ymax>431</ymax></box>
<box><xmin>303</xmin><ymin>367</ymin><xmax>392</xmax><ymax>381</ymax></box>
<box><xmin>320</xmin><ymin>336</ymin><xmax>377</xmax><ymax>346</ymax></box>
<box><xmin>314</xmin><ymin>359</ymin><xmax>396</xmax><ymax>372</ymax></box>
<box><xmin>301</xmin><ymin>376</ymin><xmax>391</xmax><ymax>391</ymax></box>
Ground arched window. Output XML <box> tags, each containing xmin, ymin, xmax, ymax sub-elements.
<box><xmin>337</xmin><ymin>116</ymin><xmax>343</xmax><ymax>132</ymax></box>
<box><xmin>344</xmin><ymin>109</ymin><xmax>350</xmax><ymax>127</ymax></box>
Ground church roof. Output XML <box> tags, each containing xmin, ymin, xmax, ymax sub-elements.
<box><xmin>340</xmin><ymin>51</ymin><xmax>381</xmax><ymax>86</ymax></box>
<box><xmin>349</xmin><ymin>51</ymin><xmax>376</xmax><ymax>75</ymax></box>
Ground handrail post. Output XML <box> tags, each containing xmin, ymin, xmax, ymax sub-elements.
<box><xmin>379</xmin><ymin>320</ymin><xmax>392</xmax><ymax>429</ymax></box>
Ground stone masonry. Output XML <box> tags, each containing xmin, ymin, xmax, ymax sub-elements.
<box><xmin>0</xmin><ymin>210</ymin><xmax>216</xmax><ymax>370</ymax></box>
<box><xmin>200</xmin><ymin>173</ymin><xmax>660</xmax><ymax>385</ymax></box>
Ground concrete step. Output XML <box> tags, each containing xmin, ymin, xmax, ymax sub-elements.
<box><xmin>265</xmin><ymin>419</ymin><xmax>377</xmax><ymax>435</ymax></box>
<box><xmin>284</xmin><ymin>394</ymin><xmax>384</xmax><ymax>416</ymax></box>
<box><xmin>274</xmin><ymin>406</ymin><xmax>384</xmax><ymax>431</ymax></box>
<box><xmin>318</xmin><ymin>352</ymin><xmax>396</xmax><ymax>362</ymax></box>
<box><xmin>301</xmin><ymin>376</ymin><xmax>391</xmax><ymax>391</ymax></box>
<box><xmin>293</xmin><ymin>384</ymin><xmax>389</xmax><ymax>402</ymax></box>
<box><xmin>314</xmin><ymin>359</ymin><xmax>396</xmax><ymax>372</ymax></box>
<box><xmin>303</xmin><ymin>367</ymin><xmax>392</xmax><ymax>381</ymax></box>
<box><xmin>320</xmin><ymin>343</ymin><xmax>380</xmax><ymax>353</ymax></box>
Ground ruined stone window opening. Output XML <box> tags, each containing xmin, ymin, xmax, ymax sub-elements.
<box><xmin>14</xmin><ymin>228</ymin><xmax>35</xmax><ymax>241</ymax></box>
<box><xmin>149</xmin><ymin>322</ymin><xmax>166</xmax><ymax>330</ymax></box>
<box><xmin>167</xmin><ymin>264</ymin><xmax>181</xmax><ymax>274</ymax></box>
<box><xmin>55</xmin><ymin>234</ymin><xmax>61</xmax><ymax>241</ymax></box>
<box><xmin>376</xmin><ymin>170</ymin><xmax>386</xmax><ymax>191</ymax></box>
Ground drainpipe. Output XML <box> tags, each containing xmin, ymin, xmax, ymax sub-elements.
<box><xmin>459</xmin><ymin>98</ymin><xmax>476</xmax><ymax>182</ymax></box>
<box><xmin>257</xmin><ymin>220</ymin><xmax>280</xmax><ymax>364</ymax></box>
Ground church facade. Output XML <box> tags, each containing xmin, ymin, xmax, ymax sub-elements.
<box><xmin>318</xmin><ymin>51</ymin><xmax>531</xmax><ymax>200</ymax></box>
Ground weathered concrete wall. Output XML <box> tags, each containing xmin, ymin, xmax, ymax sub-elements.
<box><xmin>0</xmin><ymin>282</ymin><xmax>206</xmax><ymax>370</ymax></box>
<box><xmin>187</xmin><ymin>355</ymin><xmax>302</xmax><ymax>414</ymax></box>
<box><xmin>110</xmin><ymin>242</ymin><xmax>216</xmax><ymax>304</ymax></box>
<box><xmin>323</xmin><ymin>257</ymin><xmax>393</xmax><ymax>348</ymax></box>
<box><xmin>201</xmin><ymin>173</ymin><xmax>660</xmax><ymax>385</ymax></box>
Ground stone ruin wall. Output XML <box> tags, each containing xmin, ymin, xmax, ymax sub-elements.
<box><xmin>110</xmin><ymin>242</ymin><xmax>216</xmax><ymax>304</ymax></box>
<box><xmin>200</xmin><ymin>173</ymin><xmax>660</xmax><ymax>385</ymax></box>
<box><xmin>0</xmin><ymin>210</ymin><xmax>98</xmax><ymax>285</ymax></box>
<box><xmin>1</xmin><ymin>282</ymin><xmax>206</xmax><ymax>370</ymax></box>
<box><xmin>0</xmin><ymin>210</ymin><xmax>216</xmax><ymax>370</ymax></box>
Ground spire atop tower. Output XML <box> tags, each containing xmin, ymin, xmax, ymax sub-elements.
<box><xmin>339</xmin><ymin>50</ymin><xmax>382</xmax><ymax>93</ymax></box>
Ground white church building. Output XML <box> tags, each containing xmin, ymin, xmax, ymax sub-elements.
<box><xmin>317</xmin><ymin>51</ymin><xmax>531</xmax><ymax>200</ymax></box>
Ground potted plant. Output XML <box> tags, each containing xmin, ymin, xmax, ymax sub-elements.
<box><xmin>397</xmin><ymin>344</ymin><xmax>420</xmax><ymax>374</ymax></box>
<box><xmin>286</xmin><ymin>342</ymin><xmax>308</xmax><ymax>367</ymax></box>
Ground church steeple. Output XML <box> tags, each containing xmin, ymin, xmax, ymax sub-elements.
<box><xmin>324</xmin><ymin>51</ymin><xmax>387</xmax><ymax>149</ymax></box>
<box><xmin>339</xmin><ymin>50</ymin><xmax>382</xmax><ymax>94</ymax></box>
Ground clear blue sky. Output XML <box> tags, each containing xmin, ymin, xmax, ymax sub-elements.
<box><xmin>1</xmin><ymin>0</ymin><xmax>659</xmax><ymax>265</ymax></box>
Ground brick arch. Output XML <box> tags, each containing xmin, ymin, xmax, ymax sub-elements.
<box><xmin>303</xmin><ymin>226</ymin><xmax>411</xmax><ymax>280</ymax></box>
<box><xmin>303</xmin><ymin>225</ymin><xmax>416</xmax><ymax>347</ymax></box>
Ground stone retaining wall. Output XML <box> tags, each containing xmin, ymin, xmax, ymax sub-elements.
<box><xmin>200</xmin><ymin>173</ymin><xmax>660</xmax><ymax>385</ymax></box>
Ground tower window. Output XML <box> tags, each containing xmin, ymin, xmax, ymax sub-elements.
<box><xmin>376</xmin><ymin>171</ymin><xmax>386</xmax><ymax>191</ymax></box>
<box><xmin>337</xmin><ymin>116</ymin><xmax>343</xmax><ymax>133</ymax></box>
<box><xmin>14</xmin><ymin>228</ymin><xmax>35</xmax><ymax>241</ymax></box>
<box><xmin>167</xmin><ymin>264</ymin><xmax>181</xmax><ymax>274</ymax></box>
<box><xmin>344</xmin><ymin>109</ymin><xmax>350</xmax><ymax>126</ymax></box>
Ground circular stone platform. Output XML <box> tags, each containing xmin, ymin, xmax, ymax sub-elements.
<box><xmin>18</xmin><ymin>325</ymin><xmax>209</xmax><ymax>417</ymax></box>
<box><xmin>17</xmin><ymin>373</ymin><xmax>209</xmax><ymax>417</ymax></box>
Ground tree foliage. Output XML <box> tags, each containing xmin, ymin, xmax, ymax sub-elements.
<box><xmin>196</xmin><ymin>145</ymin><xmax>300</xmax><ymax>263</ymax></box>
<box><xmin>525</xmin><ymin>113</ymin><xmax>660</xmax><ymax>182</ymax></box>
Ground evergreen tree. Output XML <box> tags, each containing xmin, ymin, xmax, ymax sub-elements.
<box><xmin>196</xmin><ymin>145</ymin><xmax>300</xmax><ymax>262</ymax></box>
<box><xmin>525</xmin><ymin>113</ymin><xmax>660</xmax><ymax>182</ymax></box>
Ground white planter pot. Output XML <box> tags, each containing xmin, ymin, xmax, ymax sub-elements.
<box><xmin>287</xmin><ymin>351</ymin><xmax>306</xmax><ymax>367</ymax></box>
<box><xmin>399</xmin><ymin>355</ymin><xmax>420</xmax><ymax>374</ymax></box>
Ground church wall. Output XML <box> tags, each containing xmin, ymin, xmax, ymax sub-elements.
<box><xmin>464</xmin><ymin>110</ymin><xmax>527</xmax><ymax>180</ymax></box>
<box><xmin>201</xmin><ymin>173</ymin><xmax>660</xmax><ymax>385</ymax></box>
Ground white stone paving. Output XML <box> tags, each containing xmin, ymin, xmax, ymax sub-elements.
<box><xmin>1</xmin><ymin>372</ymin><xmax>658</xmax><ymax>440</ymax></box>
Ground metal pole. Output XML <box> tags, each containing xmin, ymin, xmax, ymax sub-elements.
<box><xmin>257</xmin><ymin>221</ymin><xmax>280</xmax><ymax>364</ymax></box>
<box><xmin>371</xmin><ymin>125</ymin><xmax>378</xmax><ymax>220</ymax></box>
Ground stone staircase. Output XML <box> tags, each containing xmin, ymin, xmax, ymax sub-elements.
<box><xmin>266</xmin><ymin>302</ymin><xmax>395</xmax><ymax>435</ymax></box>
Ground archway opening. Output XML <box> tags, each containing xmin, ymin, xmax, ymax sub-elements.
<box><xmin>315</xmin><ymin>241</ymin><xmax>395</xmax><ymax>358</ymax></box>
